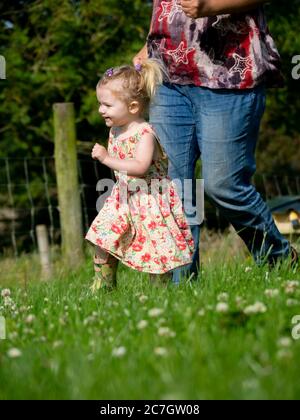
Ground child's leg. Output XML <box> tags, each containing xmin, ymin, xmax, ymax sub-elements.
<box><xmin>91</xmin><ymin>246</ymin><xmax>118</xmax><ymax>292</ymax></box>
<box><xmin>149</xmin><ymin>272</ymin><xmax>172</xmax><ymax>288</ymax></box>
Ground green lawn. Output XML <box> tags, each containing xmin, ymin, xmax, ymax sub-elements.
<box><xmin>1</xmin><ymin>233</ymin><xmax>300</xmax><ymax>400</ymax></box>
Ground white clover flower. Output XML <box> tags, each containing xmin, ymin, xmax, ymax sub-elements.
<box><xmin>112</xmin><ymin>346</ymin><xmax>127</xmax><ymax>358</ymax></box>
<box><xmin>7</xmin><ymin>348</ymin><xmax>22</xmax><ymax>358</ymax></box>
<box><xmin>245</xmin><ymin>267</ymin><xmax>252</xmax><ymax>273</ymax></box>
<box><xmin>157</xmin><ymin>318</ymin><xmax>167</xmax><ymax>326</ymax></box>
<box><xmin>158</xmin><ymin>327</ymin><xmax>176</xmax><ymax>338</ymax></box>
<box><xmin>137</xmin><ymin>320</ymin><xmax>148</xmax><ymax>330</ymax></box>
<box><xmin>148</xmin><ymin>308</ymin><xmax>164</xmax><ymax>318</ymax></box>
<box><xmin>139</xmin><ymin>295</ymin><xmax>149</xmax><ymax>304</ymax></box>
<box><xmin>277</xmin><ymin>337</ymin><xmax>292</xmax><ymax>348</ymax></box>
<box><xmin>154</xmin><ymin>347</ymin><xmax>168</xmax><ymax>357</ymax></box>
<box><xmin>244</xmin><ymin>302</ymin><xmax>267</xmax><ymax>315</ymax></box>
<box><xmin>23</xmin><ymin>328</ymin><xmax>34</xmax><ymax>335</ymax></box>
<box><xmin>25</xmin><ymin>314</ymin><xmax>35</xmax><ymax>324</ymax></box>
<box><xmin>1</xmin><ymin>289</ymin><xmax>11</xmax><ymax>298</ymax></box>
<box><xmin>264</xmin><ymin>289</ymin><xmax>279</xmax><ymax>298</ymax></box>
<box><xmin>216</xmin><ymin>302</ymin><xmax>229</xmax><ymax>313</ymax></box>
<box><xmin>197</xmin><ymin>309</ymin><xmax>206</xmax><ymax>317</ymax></box>
<box><xmin>286</xmin><ymin>299</ymin><xmax>299</xmax><ymax>307</ymax></box>
<box><xmin>284</xmin><ymin>281</ymin><xmax>299</xmax><ymax>295</ymax></box>
<box><xmin>217</xmin><ymin>293</ymin><xmax>229</xmax><ymax>302</ymax></box>
<box><xmin>276</xmin><ymin>349</ymin><xmax>292</xmax><ymax>360</ymax></box>
<box><xmin>59</xmin><ymin>316</ymin><xmax>67</xmax><ymax>326</ymax></box>
<box><xmin>235</xmin><ymin>296</ymin><xmax>245</xmax><ymax>307</ymax></box>
<box><xmin>4</xmin><ymin>297</ymin><xmax>13</xmax><ymax>307</ymax></box>
<box><xmin>53</xmin><ymin>340</ymin><xmax>63</xmax><ymax>349</ymax></box>
<box><xmin>8</xmin><ymin>332</ymin><xmax>18</xmax><ymax>340</ymax></box>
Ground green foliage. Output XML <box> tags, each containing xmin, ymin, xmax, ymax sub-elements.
<box><xmin>259</xmin><ymin>1</ymin><xmax>300</xmax><ymax>174</ymax></box>
<box><xmin>0</xmin><ymin>0</ymin><xmax>299</xmax><ymax>174</ymax></box>
<box><xmin>0</xmin><ymin>0</ymin><xmax>151</xmax><ymax>157</ymax></box>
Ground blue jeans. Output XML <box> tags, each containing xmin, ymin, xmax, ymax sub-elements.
<box><xmin>149</xmin><ymin>83</ymin><xmax>291</xmax><ymax>284</ymax></box>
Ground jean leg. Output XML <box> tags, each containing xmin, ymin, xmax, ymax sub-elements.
<box><xmin>150</xmin><ymin>83</ymin><xmax>201</xmax><ymax>284</ymax></box>
<box><xmin>194</xmin><ymin>85</ymin><xmax>291</xmax><ymax>266</ymax></box>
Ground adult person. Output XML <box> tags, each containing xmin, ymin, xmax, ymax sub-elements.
<box><xmin>133</xmin><ymin>0</ymin><xmax>298</xmax><ymax>283</ymax></box>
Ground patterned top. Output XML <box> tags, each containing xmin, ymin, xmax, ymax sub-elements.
<box><xmin>147</xmin><ymin>0</ymin><xmax>283</xmax><ymax>89</ymax></box>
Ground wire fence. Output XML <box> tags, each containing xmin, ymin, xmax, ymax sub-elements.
<box><xmin>1</xmin><ymin>156</ymin><xmax>300</xmax><ymax>256</ymax></box>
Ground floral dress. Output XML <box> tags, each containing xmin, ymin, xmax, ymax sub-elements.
<box><xmin>85</xmin><ymin>122</ymin><xmax>195</xmax><ymax>274</ymax></box>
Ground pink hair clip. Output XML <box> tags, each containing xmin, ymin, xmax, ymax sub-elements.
<box><xmin>105</xmin><ymin>68</ymin><xmax>114</xmax><ymax>77</ymax></box>
<box><xmin>134</xmin><ymin>63</ymin><xmax>142</xmax><ymax>72</ymax></box>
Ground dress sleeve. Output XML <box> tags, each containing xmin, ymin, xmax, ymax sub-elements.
<box><xmin>140</xmin><ymin>124</ymin><xmax>168</xmax><ymax>161</ymax></box>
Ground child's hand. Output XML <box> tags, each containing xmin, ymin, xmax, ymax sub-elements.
<box><xmin>91</xmin><ymin>143</ymin><xmax>108</xmax><ymax>163</ymax></box>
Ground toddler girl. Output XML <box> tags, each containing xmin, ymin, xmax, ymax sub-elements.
<box><xmin>85</xmin><ymin>61</ymin><xmax>195</xmax><ymax>291</ymax></box>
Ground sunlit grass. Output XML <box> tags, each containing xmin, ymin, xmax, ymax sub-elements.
<box><xmin>0</xmin><ymin>230</ymin><xmax>300</xmax><ymax>400</ymax></box>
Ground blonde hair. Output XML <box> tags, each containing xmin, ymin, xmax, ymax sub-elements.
<box><xmin>97</xmin><ymin>59</ymin><xmax>163</xmax><ymax>112</ymax></box>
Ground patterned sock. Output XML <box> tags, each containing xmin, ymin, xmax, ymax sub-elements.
<box><xmin>91</xmin><ymin>250</ymin><xmax>118</xmax><ymax>293</ymax></box>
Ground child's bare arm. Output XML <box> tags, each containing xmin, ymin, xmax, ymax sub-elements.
<box><xmin>92</xmin><ymin>133</ymin><xmax>155</xmax><ymax>177</ymax></box>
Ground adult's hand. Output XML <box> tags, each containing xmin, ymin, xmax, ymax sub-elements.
<box><xmin>133</xmin><ymin>43</ymin><xmax>148</xmax><ymax>67</ymax></box>
<box><xmin>180</xmin><ymin>0</ymin><xmax>269</xmax><ymax>19</ymax></box>
<box><xmin>180</xmin><ymin>0</ymin><xmax>211</xmax><ymax>18</ymax></box>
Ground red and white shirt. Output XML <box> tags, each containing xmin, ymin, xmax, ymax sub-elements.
<box><xmin>147</xmin><ymin>0</ymin><xmax>283</xmax><ymax>89</ymax></box>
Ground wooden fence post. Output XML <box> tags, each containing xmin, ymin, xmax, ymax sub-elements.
<box><xmin>53</xmin><ymin>102</ymin><xmax>84</xmax><ymax>268</ymax></box>
<box><xmin>36</xmin><ymin>224</ymin><xmax>52</xmax><ymax>280</ymax></box>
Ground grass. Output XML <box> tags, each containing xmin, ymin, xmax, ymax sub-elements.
<box><xmin>0</xmin><ymin>229</ymin><xmax>300</xmax><ymax>400</ymax></box>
